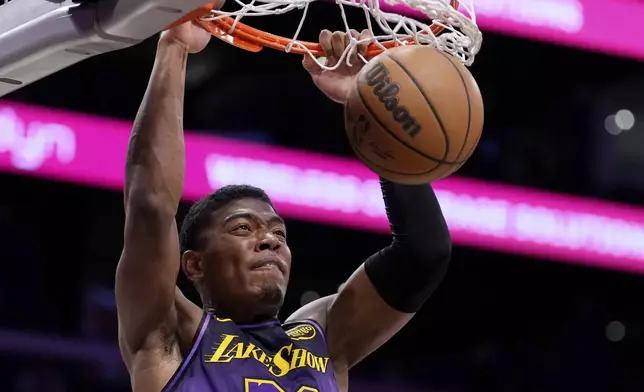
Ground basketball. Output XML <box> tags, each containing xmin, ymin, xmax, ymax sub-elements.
<box><xmin>345</xmin><ymin>45</ymin><xmax>484</xmax><ymax>184</ymax></box>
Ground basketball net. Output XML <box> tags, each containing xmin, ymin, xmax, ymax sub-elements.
<box><xmin>180</xmin><ymin>0</ymin><xmax>481</xmax><ymax>69</ymax></box>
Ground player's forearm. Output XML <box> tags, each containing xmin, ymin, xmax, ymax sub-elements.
<box><xmin>380</xmin><ymin>180</ymin><xmax>451</xmax><ymax>257</ymax></box>
<box><xmin>124</xmin><ymin>39</ymin><xmax>189</xmax><ymax>215</ymax></box>
<box><xmin>364</xmin><ymin>180</ymin><xmax>452</xmax><ymax>313</ymax></box>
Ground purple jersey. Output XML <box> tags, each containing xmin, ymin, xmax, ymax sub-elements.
<box><xmin>162</xmin><ymin>312</ymin><xmax>339</xmax><ymax>392</ymax></box>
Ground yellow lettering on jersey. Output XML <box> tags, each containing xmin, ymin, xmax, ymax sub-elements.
<box><xmin>207</xmin><ymin>334</ymin><xmax>329</xmax><ymax>378</ymax></box>
<box><xmin>206</xmin><ymin>334</ymin><xmax>238</xmax><ymax>363</ymax></box>
<box><xmin>290</xmin><ymin>349</ymin><xmax>307</xmax><ymax>369</ymax></box>
<box><xmin>241</xmin><ymin>343</ymin><xmax>257</xmax><ymax>359</ymax></box>
<box><xmin>316</xmin><ymin>357</ymin><xmax>329</xmax><ymax>373</ymax></box>
<box><xmin>225</xmin><ymin>342</ymin><xmax>245</xmax><ymax>359</ymax></box>
<box><xmin>269</xmin><ymin>344</ymin><xmax>292</xmax><ymax>377</ymax></box>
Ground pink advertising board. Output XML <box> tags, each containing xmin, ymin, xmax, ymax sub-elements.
<box><xmin>1</xmin><ymin>101</ymin><xmax>644</xmax><ymax>274</ymax></box>
<box><xmin>380</xmin><ymin>0</ymin><xmax>644</xmax><ymax>61</ymax></box>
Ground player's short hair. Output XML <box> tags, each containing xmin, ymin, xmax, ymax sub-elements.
<box><xmin>179</xmin><ymin>185</ymin><xmax>274</xmax><ymax>254</ymax></box>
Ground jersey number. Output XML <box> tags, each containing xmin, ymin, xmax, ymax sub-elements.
<box><xmin>244</xmin><ymin>378</ymin><xmax>319</xmax><ymax>392</ymax></box>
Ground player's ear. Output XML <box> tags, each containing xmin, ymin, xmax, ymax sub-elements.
<box><xmin>181</xmin><ymin>250</ymin><xmax>204</xmax><ymax>282</ymax></box>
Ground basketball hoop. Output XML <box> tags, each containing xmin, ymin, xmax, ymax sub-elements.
<box><xmin>173</xmin><ymin>0</ymin><xmax>481</xmax><ymax>69</ymax></box>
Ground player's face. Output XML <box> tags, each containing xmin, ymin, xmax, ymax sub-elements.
<box><xmin>202</xmin><ymin>198</ymin><xmax>292</xmax><ymax>318</ymax></box>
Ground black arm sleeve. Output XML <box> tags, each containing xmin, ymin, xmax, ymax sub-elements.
<box><xmin>363</xmin><ymin>179</ymin><xmax>452</xmax><ymax>313</ymax></box>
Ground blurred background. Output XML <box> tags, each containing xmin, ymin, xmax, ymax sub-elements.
<box><xmin>1</xmin><ymin>0</ymin><xmax>644</xmax><ymax>391</ymax></box>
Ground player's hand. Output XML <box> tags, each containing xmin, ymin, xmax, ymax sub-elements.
<box><xmin>160</xmin><ymin>22</ymin><xmax>211</xmax><ymax>54</ymax></box>
<box><xmin>303</xmin><ymin>30</ymin><xmax>372</xmax><ymax>104</ymax></box>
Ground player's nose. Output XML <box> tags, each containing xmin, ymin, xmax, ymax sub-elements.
<box><xmin>255</xmin><ymin>233</ymin><xmax>281</xmax><ymax>252</ymax></box>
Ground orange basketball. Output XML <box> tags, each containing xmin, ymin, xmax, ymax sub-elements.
<box><xmin>345</xmin><ymin>45</ymin><xmax>484</xmax><ymax>184</ymax></box>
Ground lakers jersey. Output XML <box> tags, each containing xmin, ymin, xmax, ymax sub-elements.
<box><xmin>162</xmin><ymin>312</ymin><xmax>339</xmax><ymax>392</ymax></box>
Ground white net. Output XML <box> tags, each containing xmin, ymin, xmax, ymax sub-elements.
<box><xmin>201</xmin><ymin>0</ymin><xmax>481</xmax><ymax>70</ymax></box>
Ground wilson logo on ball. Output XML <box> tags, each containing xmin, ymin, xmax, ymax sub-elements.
<box><xmin>365</xmin><ymin>61</ymin><xmax>422</xmax><ymax>138</ymax></box>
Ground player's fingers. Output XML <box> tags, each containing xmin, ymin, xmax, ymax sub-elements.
<box><xmin>346</xmin><ymin>30</ymin><xmax>359</xmax><ymax>45</ymax></box>
<box><xmin>319</xmin><ymin>30</ymin><xmax>339</xmax><ymax>67</ymax></box>
<box><xmin>302</xmin><ymin>54</ymin><xmax>323</xmax><ymax>76</ymax></box>
<box><xmin>319</xmin><ymin>30</ymin><xmax>333</xmax><ymax>59</ymax></box>
<box><xmin>357</xmin><ymin>29</ymin><xmax>371</xmax><ymax>58</ymax></box>
<box><xmin>346</xmin><ymin>30</ymin><xmax>360</xmax><ymax>64</ymax></box>
<box><xmin>330</xmin><ymin>31</ymin><xmax>346</xmax><ymax>59</ymax></box>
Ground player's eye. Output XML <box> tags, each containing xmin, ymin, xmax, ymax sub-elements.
<box><xmin>274</xmin><ymin>229</ymin><xmax>286</xmax><ymax>238</ymax></box>
<box><xmin>235</xmin><ymin>224</ymin><xmax>251</xmax><ymax>231</ymax></box>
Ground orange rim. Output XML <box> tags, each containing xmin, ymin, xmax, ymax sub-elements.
<box><xmin>166</xmin><ymin>3</ymin><xmax>217</xmax><ymax>30</ymax></box>
<box><xmin>176</xmin><ymin>1</ymin><xmax>461</xmax><ymax>56</ymax></box>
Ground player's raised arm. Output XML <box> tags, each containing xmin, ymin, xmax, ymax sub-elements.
<box><xmin>292</xmin><ymin>30</ymin><xmax>452</xmax><ymax>373</ymax></box>
<box><xmin>115</xmin><ymin>23</ymin><xmax>210</xmax><ymax>368</ymax></box>
<box><xmin>331</xmin><ymin>181</ymin><xmax>450</xmax><ymax>366</ymax></box>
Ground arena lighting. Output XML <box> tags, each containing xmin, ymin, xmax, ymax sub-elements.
<box><xmin>615</xmin><ymin>109</ymin><xmax>635</xmax><ymax>131</ymax></box>
<box><xmin>1</xmin><ymin>101</ymin><xmax>644</xmax><ymax>274</ymax></box>
<box><xmin>605</xmin><ymin>114</ymin><xmax>621</xmax><ymax>135</ymax></box>
<box><xmin>605</xmin><ymin>320</ymin><xmax>626</xmax><ymax>343</ymax></box>
<box><xmin>605</xmin><ymin>109</ymin><xmax>635</xmax><ymax>135</ymax></box>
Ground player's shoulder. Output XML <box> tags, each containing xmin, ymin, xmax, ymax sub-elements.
<box><xmin>285</xmin><ymin>294</ymin><xmax>337</xmax><ymax>332</ymax></box>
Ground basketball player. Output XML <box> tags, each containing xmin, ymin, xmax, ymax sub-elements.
<box><xmin>116</xmin><ymin>20</ymin><xmax>452</xmax><ymax>392</ymax></box>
